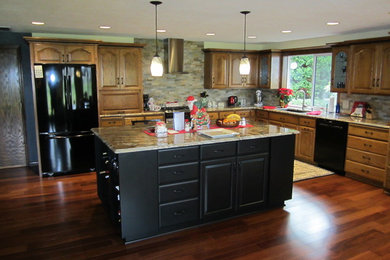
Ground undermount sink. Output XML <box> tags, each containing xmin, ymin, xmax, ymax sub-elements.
<box><xmin>285</xmin><ymin>108</ymin><xmax>311</xmax><ymax>113</ymax></box>
<box><xmin>278</xmin><ymin>107</ymin><xmax>311</xmax><ymax>113</ymax></box>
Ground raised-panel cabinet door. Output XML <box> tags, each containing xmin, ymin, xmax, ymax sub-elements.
<box><xmin>298</xmin><ymin>126</ymin><xmax>316</xmax><ymax>162</ymax></box>
<box><xmin>120</xmin><ymin>48</ymin><xmax>141</xmax><ymax>89</ymax></box>
<box><xmin>376</xmin><ymin>42</ymin><xmax>390</xmax><ymax>95</ymax></box>
<box><xmin>247</xmin><ymin>54</ymin><xmax>259</xmax><ymax>87</ymax></box>
<box><xmin>33</xmin><ymin>43</ymin><xmax>65</xmax><ymax>63</ymax></box>
<box><xmin>201</xmin><ymin>158</ymin><xmax>235</xmax><ymax>220</ymax></box>
<box><xmin>99</xmin><ymin>48</ymin><xmax>120</xmax><ymax>89</ymax></box>
<box><xmin>65</xmin><ymin>45</ymin><xmax>96</xmax><ymax>64</ymax></box>
<box><xmin>230</xmin><ymin>53</ymin><xmax>244</xmax><ymax>88</ymax></box>
<box><xmin>237</xmin><ymin>154</ymin><xmax>268</xmax><ymax>212</ymax></box>
<box><xmin>212</xmin><ymin>53</ymin><xmax>229</xmax><ymax>89</ymax></box>
<box><xmin>350</xmin><ymin>44</ymin><xmax>376</xmax><ymax>94</ymax></box>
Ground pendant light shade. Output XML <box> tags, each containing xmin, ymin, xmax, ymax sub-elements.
<box><xmin>151</xmin><ymin>54</ymin><xmax>163</xmax><ymax>77</ymax></box>
<box><xmin>150</xmin><ymin>1</ymin><xmax>163</xmax><ymax>77</ymax></box>
<box><xmin>239</xmin><ymin>11</ymin><xmax>250</xmax><ymax>76</ymax></box>
<box><xmin>239</xmin><ymin>56</ymin><xmax>250</xmax><ymax>75</ymax></box>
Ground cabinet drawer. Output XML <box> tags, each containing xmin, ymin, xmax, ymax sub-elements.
<box><xmin>269</xmin><ymin>112</ymin><xmax>299</xmax><ymax>124</ymax></box>
<box><xmin>349</xmin><ymin>125</ymin><xmax>388</xmax><ymax>141</ymax></box>
<box><xmin>159</xmin><ymin>181</ymin><xmax>199</xmax><ymax>204</ymax></box>
<box><xmin>100</xmin><ymin>118</ymin><xmax>123</xmax><ymax>127</ymax></box>
<box><xmin>238</xmin><ymin>138</ymin><xmax>269</xmax><ymax>155</ymax></box>
<box><xmin>236</xmin><ymin>110</ymin><xmax>251</xmax><ymax>118</ymax></box>
<box><xmin>201</xmin><ymin>142</ymin><xmax>236</xmax><ymax>160</ymax></box>
<box><xmin>158</xmin><ymin>162</ymin><xmax>199</xmax><ymax>185</ymax></box>
<box><xmin>219</xmin><ymin>111</ymin><xmax>233</xmax><ymax>119</ymax></box>
<box><xmin>208</xmin><ymin>112</ymin><xmax>219</xmax><ymax>120</ymax></box>
<box><xmin>124</xmin><ymin>116</ymin><xmax>144</xmax><ymax>126</ymax></box>
<box><xmin>345</xmin><ymin>160</ymin><xmax>385</xmax><ymax>182</ymax></box>
<box><xmin>299</xmin><ymin>117</ymin><xmax>316</xmax><ymax>128</ymax></box>
<box><xmin>347</xmin><ymin>136</ymin><xmax>388</xmax><ymax>155</ymax></box>
<box><xmin>256</xmin><ymin>110</ymin><xmax>269</xmax><ymax>119</ymax></box>
<box><xmin>158</xmin><ymin>146</ymin><xmax>199</xmax><ymax>165</ymax></box>
<box><xmin>159</xmin><ymin>198</ymin><xmax>199</xmax><ymax>228</ymax></box>
<box><xmin>346</xmin><ymin>148</ymin><xmax>386</xmax><ymax>169</ymax></box>
<box><xmin>145</xmin><ymin>115</ymin><xmax>164</xmax><ymax>121</ymax></box>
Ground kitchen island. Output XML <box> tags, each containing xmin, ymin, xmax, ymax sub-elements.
<box><xmin>92</xmin><ymin>122</ymin><xmax>297</xmax><ymax>243</ymax></box>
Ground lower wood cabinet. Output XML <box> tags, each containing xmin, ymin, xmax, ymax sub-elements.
<box><xmin>345</xmin><ymin>124</ymin><xmax>389</xmax><ymax>186</ymax></box>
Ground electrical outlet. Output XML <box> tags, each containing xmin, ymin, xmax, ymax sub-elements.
<box><xmin>342</xmin><ymin>100</ymin><xmax>349</xmax><ymax>110</ymax></box>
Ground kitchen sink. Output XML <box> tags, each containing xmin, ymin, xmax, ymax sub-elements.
<box><xmin>278</xmin><ymin>108</ymin><xmax>311</xmax><ymax>113</ymax></box>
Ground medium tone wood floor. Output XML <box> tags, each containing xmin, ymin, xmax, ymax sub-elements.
<box><xmin>1</xmin><ymin>167</ymin><xmax>390</xmax><ymax>259</ymax></box>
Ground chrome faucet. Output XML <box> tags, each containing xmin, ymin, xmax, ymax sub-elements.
<box><xmin>296</xmin><ymin>88</ymin><xmax>308</xmax><ymax>110</ymax></box>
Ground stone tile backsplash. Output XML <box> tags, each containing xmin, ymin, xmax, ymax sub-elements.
<box><xmin>135</xmin><ymin>38</ymin><xmax>258</xmax><ymax>107</ymax></box>
<box><xmin>339</xmin><ymin>93</ymin><xmax>390</xmax><ymax>120</ymax></box>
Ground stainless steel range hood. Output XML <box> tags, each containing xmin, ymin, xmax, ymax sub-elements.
<box><xmin>164</xmin><ymin>38</ymin><xmax>187</xmax><ymax>74</ymax></box>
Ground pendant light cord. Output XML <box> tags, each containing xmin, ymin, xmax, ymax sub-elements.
<box><xmin>243</xmin><ymin>13</ymin><xmax>246</xmax><ymax>52</ymax></box>
<box><xmin>155</xmin><ymin>3</ymin><xmax>158</xmax><ymax>55</ymax></box>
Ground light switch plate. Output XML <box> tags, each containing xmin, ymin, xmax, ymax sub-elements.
<box><xmin>342</xmin><ymin>100</ymin><xmax>349</xmax><ymax>109</ymax></box>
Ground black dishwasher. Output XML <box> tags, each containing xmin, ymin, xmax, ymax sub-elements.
<box><xmin>314</xmin><ymin>119</ymin><xmax>349</xmax><ymax>175</ymax></box>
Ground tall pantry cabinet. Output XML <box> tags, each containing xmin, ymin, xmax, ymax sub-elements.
<box><xmin>97</xmin><ymin>44</ymin><xmax>145</xmax><ymax>117</ymax></box>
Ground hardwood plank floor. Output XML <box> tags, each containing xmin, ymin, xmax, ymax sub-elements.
<box><xmin>1</xmin><ymin>167</ymin><xmax>390</xmax><ymax>259</ymax></box>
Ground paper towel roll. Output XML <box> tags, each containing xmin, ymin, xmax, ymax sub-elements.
<box><xmin>328</xmin><ymin>96</ymin><xmax>335</xmax><ymax>113</ymax></box>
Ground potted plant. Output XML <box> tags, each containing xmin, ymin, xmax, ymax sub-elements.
<box><xmin>277</xmin><ymin>88</ymin><xmax>293</xmax><ymax>108</ymax></box>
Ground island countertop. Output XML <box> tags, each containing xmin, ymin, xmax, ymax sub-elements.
<box><xmin>92</xmin><ymin>122</ymin><xmax>298</xmax><ymax>154</ymax></box>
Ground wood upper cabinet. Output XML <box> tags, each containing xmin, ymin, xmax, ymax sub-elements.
<box><xmin>350</xmin><ymin>44</ymin><xmax>377</xmax><ymax>93</ymax></box>
<box><xmin>204</xmin><ymin>49</ymin><xmax>261</xmax><ymax>89</ymax></box>
<box><xmin>99</xmin><ymin>47</ymin><xmax>142</xmax><ymax>89</ymax></box>
<box><xmin>204</xmin><ymin>52</ymin><xmax>229</xmax><ymax>89</ymax></box>
<box><xmin>258</xmin><ymin>51</ymin><xmax>281</xmax><ymax>89</ymax></box>
<box><xmin>349</xmin><ymin>42</ymin><xmax>390</xmax><ymax>95</ymax></box>
<box><xmin>32</xmin><ymin>42</ymin><xmax>97</xmax><ymax>64</ymax></box>
<box><xmin>230</xmin><ymin>53</ymin><xmax>259</xmax><ymax>88</ymax></box>
<box><xmin>376</xmin><ymin>42</ymin><xmax>390</xmax><ymax>95</ymax></box>
<box><xmin>331</xmin><ymin>46</ymin><xmax>349</xmax><ymax>93</ymax></box>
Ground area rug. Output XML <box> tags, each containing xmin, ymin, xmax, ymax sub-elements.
<box><xmin>293</xmin><ymin>160</ymin><xmax>334</xmax><ymax>182</ymax></box>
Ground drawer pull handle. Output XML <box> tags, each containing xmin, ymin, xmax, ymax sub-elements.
<box><xmin>173</xmin><ymin>154</ymin><xmax>184</xmax><ymax>159</ymax></box>
<box><xmin>364</xmin><ymin>131</ymin><xmax>373</xmax><ymax>135</ymax></box>
<box><xmin>214</xmin><ymin>149</ymin><xmax>224</xmax><ymax>153</ymax></box>
<box><xmin>173</xmin><ymin>189</ymin><xmax>183</xmax><ymax>193</ymax></box>
<box><xmin>99</xmin><ymin>170</ymin><xmax>108</xmax><ymax>175</ymax></box>
<box><xmin>172</xmin><ymin>171</ymin><xmax>184</xmax><ymax>175</ymax></box>
<box><xmin>249</xmin><ymin>145</ymin><xmax>256</xmax><ymax>149</ymax></box>
<box><xmin>363</xmin><ymin>144</ymin><xmax>372</xmax><ymax>148</ymax></box>
<box><xmin>362</xmin><ymin>156</ymin><xmax>371</xmax><ymax>160</ymax></box>
<box><xmin>173</xmin><ymin>210</ymin><xmax>186</xmax><ymax>216</ymax></box>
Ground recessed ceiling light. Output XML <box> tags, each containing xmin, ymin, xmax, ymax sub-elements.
<box><xmin>32</xmin><ymin>21</ymin><xmax>45</xmax><ymax>25</ymax></box>
<box><xmin>99</xmin><ymin>25</ymin><xmax>111</xmax><ymax>29</ymax></box>
<box><xmin>206</xmin><ymin>33</ymin><xmax>215</xmax><ymax>36</ymax></box>
<box><xmin>157</xmin><ymin>29</ymin><xmax>166</xmax><ymax>33</ymax></box>
<box><xmin>327</xmin><ymin>22</ymin><xmax>340</xmax><ymax>26</ymax></box>
<box><xmin>281</xmin><ymin>30</ymin><xmax>292</xmax><ymax>33</ymax></box>
<box><xmin>248</xmin><ymin>35</ymin><xmax>257</xmax><ymax>39</ymax></box>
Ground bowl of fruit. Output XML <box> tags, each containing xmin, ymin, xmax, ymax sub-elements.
<box><xmin>216</xmin><ymin>114</ymin><xmax>241</xmax><ymax>128</ymax></box>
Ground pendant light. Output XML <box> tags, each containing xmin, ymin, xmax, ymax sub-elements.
<box><xmin>150</xmin><ymin>1</ymin><xmax>163</xmax><ymax>77</ymax></box>
<box><xmin>239</xmin><ymin>11</ymin><xmax>250</xmax><ymax>75</ymax></box>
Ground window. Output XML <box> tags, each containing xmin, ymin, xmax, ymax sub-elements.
<box><xmin>284</xmin><ymin>53</ymin><xmax>336</xmax><ymax>109</ymax></box>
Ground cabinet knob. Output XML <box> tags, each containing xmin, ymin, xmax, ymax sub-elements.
<box><xmin>117</xmin><ymin>77</ymin><xmax>120</xmax><ymax>85</ymax></box>
<box><xmin>62</xmin><ymin>54</ymin><xmax>65</xmax><ymax>63</ymax></box>
<box><xmin>372</xmin><ymin>78</ymin><xmax>376</xmax><ymax>87</ymax></box>
<box><xmin>376</xmin><ymin>78</ymin><xmax>380</xmax><ymax>87</ymax></box>
<box><xmin>212</xmin><ymin>76</ymin><xmax>215</xmax><ymax>85</ymax></box>
<box><xmin>121</xmin><ymin>77</ymin><xmax>124</xmax><ymax>85</ymax></box>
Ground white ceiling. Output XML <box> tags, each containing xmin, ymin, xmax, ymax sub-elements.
<box><xmin>0</xmin><ymin>0</ymin><xmax>389</xmax><ymax>43</ymax></box>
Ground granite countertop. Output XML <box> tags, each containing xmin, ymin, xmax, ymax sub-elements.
<box><xmin>100</xmin><ymin>111</ymin><xmax>165</xmax><ymax>118</ymax></box>
<box><xmin>258</xmin><ymin>108</ymin><xmax>390</xmax><ymax>129</ymax></box>
<box><xmin>92</xmin><ymin>122</ymin><xmax>298</xmax><ymax>154</ymax></box>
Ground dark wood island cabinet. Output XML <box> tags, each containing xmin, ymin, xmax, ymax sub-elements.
<box><xmin>92</xmin><ymin>123</ymin><xmax>296</xmax><ymax>243</ymax></box>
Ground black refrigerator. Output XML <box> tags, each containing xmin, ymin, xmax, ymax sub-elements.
<box><xmin>34</xmin><ymin>64</ymin><xmax>98</xmax><ymax>176</ymax></box>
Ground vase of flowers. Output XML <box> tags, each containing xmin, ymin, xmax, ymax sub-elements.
<box><xmin>277</xmin><ymin>88</ymin><xmax>293</xmax><ymax>108</ymax></box>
